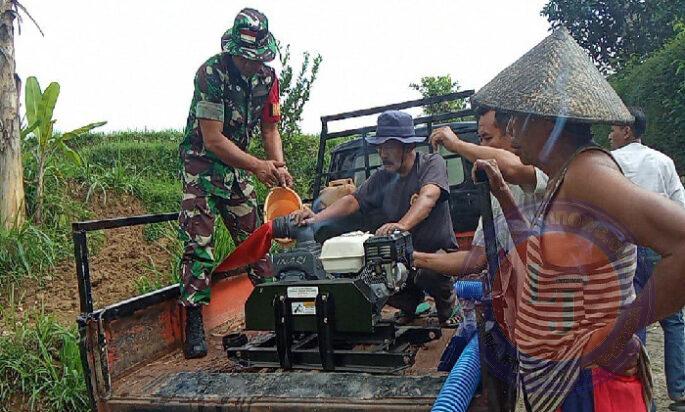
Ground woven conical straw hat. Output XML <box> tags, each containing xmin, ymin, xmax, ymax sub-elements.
<box><xmin>471</xmin><ymin>28</ymin><xmax>633</xmax><ymax>125</ymax></box>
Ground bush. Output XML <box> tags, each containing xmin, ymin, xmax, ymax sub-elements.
<box><xmin>0</xmin><ymin>298</ymin><xmax>88</xmax><ymax>411</ymax></box>
<box><xmin>135</xmin><ymin>230</ymin><xmax>182</xmax><ymax>295</ymax></box>
<box><xmin>80</xmin><ymin>140</ymin><xmax>181</xmax><ymax>181</ymax></box>
<box><xmin>22</xmin><ymin>152</ymin><xmax>91</xmax><ymax>230</ymax></box>
<box><xmin>75</xmin><ymin>139</ymin><xmax>183</xmax><ymax>214</ymax></box>
<box><xmin>79</xmin><ymin>130</ymin><xmax>322</xmax><ymax>204</ymax></box>
<box><xmin>0</xmin><ymin>225</ymin><xmax>63</xmax><ymax>286</ymax></box>
<box><xmin>69</xmin><ymin>129</ymin><xmax>182</xmax><ymax>148</ymax></box>
<box><xmin>605</xmin><ymin>30</ymin><xmax>685</xmax><ymax>173</ymax></box>
<box><xmin>136</xmin><ymin>179</ymin><xmax>182</xmax><ymax>214</ymax></box>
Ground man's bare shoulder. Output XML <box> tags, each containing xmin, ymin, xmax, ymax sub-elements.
<box><xmin>561</xmin><ymin>149</ymin><xmax>626</xmax><ymax>199</ymax></box>
<box><xmin>568</xmin><ymin>149</ymin><xmax>621</xmax><ymax>176</ymax></box>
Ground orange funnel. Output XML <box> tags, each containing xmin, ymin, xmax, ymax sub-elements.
<box><xmin>264</xmin><ymin>187</ymin><xmax>303</xmax><ymax>245</ymax></box>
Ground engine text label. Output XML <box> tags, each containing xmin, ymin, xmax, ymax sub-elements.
<box><xmin>287</xmin><ymin>286</ymin><xmax>319</xmax><ymax>299</ymax></box>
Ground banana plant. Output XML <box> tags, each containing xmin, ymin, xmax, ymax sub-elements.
<box><xmin>22</xmin><ymin>76</ymin><xmax>106</xmax><ymax>224</ymax></box>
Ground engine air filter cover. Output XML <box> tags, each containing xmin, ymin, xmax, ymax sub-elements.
<box><xmin>319</xmin><ymin>231</ymin><xmax>373</xmax><ymax>273</ymax></box>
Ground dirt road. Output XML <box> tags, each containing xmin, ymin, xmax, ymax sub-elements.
<box><xmin>648</xmin><ymin>323</ymin><xmax>672</xmax><ymax>411</ymax></box>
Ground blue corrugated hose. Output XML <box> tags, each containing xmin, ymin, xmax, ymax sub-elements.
<box><xmin>455</xmin><ymin>280</ymin><xmax>483</xmax><ymax>300</ymax></box>
<box><xmin>431</xmin><ymin>335</ymin><xmax>481</xmax><ymax>412</ymax></box>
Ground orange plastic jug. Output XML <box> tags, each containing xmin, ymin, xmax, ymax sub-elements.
<box><xmin>319</xmin><ymin>179</ymin><xmax>356</xmax><ymax>210</ymax></box>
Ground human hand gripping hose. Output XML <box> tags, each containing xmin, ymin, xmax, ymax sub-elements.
<box><xmin>430</xmin><ymin>171</ymin><xmax>493</xmax><ymax>412</ymax></box>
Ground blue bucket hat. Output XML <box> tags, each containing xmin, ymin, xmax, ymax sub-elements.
<box><xmin>365</xmin><ymin>110</ymin><xmax>425</xmax><ymax>145</ymax></box>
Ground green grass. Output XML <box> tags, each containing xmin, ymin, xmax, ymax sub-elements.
<box><xmin>134</xmin><ymin>255</ymin><xmax>181</xmax><ymax>295</ymax></box>
<box><xmin>80</xmin><ymin>140</ymin><xmax>181</xmax><ymax>181</ymax></box>
<box><xmin>69</xmin><ymin>129</ymin><xmax>182</xmax><ymax>148</ymax></box>
<box><xmin>136</xmin><ymin>222</ymin><xmax>182</xmax><ymax>295</ymax></box>
<box><xmin>0</xmin><ymin>224</ymin><xmax>62</xmax><ymax>285</ymax></box>
<box><xmin>0</xmin><ymin>291</ymin><xmax>88</xmax><ymax>412</ymax></box>
<box><xmin>136</xmin><ymin>179</ymin><xmax>182</xmax><ymax>214</ymax></box>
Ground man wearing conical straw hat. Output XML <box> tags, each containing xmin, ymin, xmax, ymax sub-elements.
<box><xmin>470</xmin><ymin>27</ymin><xmax>685</xmax><ymax>411</ymax></box>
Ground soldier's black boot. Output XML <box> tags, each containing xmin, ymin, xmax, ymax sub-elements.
<box><xmin>183</xmin><ymin>305</ymin><xmax>207</xmax><ymax>359</ymax></box>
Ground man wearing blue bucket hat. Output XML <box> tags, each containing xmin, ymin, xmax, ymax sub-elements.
<box><xmin>293</xmin><ymin>110</ymin><xmax>459</xmax><ymax>326</ymax></box>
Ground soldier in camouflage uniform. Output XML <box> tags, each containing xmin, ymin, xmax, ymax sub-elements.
<box><xmin>179</xmin><ymin>8</ymin><xmax>293</xmax><ymax>359</ymax></box>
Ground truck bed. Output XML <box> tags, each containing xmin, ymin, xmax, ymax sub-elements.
<box><xmin>83</xmin><ymin>275</ymin><xmax>458</xmax><ymax>411</ymax></box>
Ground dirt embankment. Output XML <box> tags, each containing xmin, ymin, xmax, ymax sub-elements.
<box><xmin>9</xmin><ymin>192</ymin><xmax>175</xmax><ymax>326</ymax></box>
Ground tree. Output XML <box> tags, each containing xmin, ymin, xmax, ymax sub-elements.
<box><xmin>541</xmin><ymin>0</ymin><xmax>685</xmax><ymax>73</ymax></box>
<box><xmin>248</xmin><ymin>44</ymin><xmax>322</xmax><ymax>198</ymax></box>
<box><xmin>596</xmin><ymin>30</ymin><xmax>685</xmax><ymax>174</ymax></box>
<box><xmin>23</xmin><ymin>77</ymin><xmax>106</xmax><ymax>224</ymax></box>
<box><xmin>277</xmin><ymin>43</ymin><xmax>322</xmax><ymax>138</ymax></box>
<box><xmin>409</xmin><ymin>75</ymin><xmax>465</xmax><ymax>115</ymax></box>
<box><xmin>0</xmin><ymin>0</ymin><xmax>41</xmax><ymax>229</ymax></box>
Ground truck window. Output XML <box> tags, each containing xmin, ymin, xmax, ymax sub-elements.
<box><xmin>353</xmin><ymin>152</ymin><xmax>381</xmax><ymax>186</ymax></box>
<box><xmin>437</xmin><ymin>147</ymin><xmax>465</xmax><ymax>186</ymax></box>
<box><xmin>418</xmin><ymin>146</ymin><xmax>465</xmax><ymax>186</ymax></box>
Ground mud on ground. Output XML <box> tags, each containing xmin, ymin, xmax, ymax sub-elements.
<box><xmin>648</xmin><ymin>324</ymin><xmax>671</xmax><ymax>411</ymax></box>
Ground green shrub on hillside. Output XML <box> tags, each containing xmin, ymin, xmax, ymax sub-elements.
<box><xmin>606</xmin><ymin>29</ymin><xmax>685</xmax><ymax>172</ymax></box>
<box><xmin>78</xmin><ymin>130</ymin><xmax>321</xmax><ymax>202</ymax></box>
<box><xmin>136</xmin><ymin>228</ymin><xmax>182</xmax><ymax>294</ymax></box>
<box><xmin>81</xmin><ymin>141</ymin><xmax>181</xmax><ymax>181</ymax></box>
<box><xmin>0</xmin><ymin>225</ymin><xmax>63</xmax><ymax>285</ymax></box>
<box><xmin>22</xmin><ymin>152</ymin><xmax>92</xmax><ymax>229</ymax></box>
<box><xmin>0</xmin><ymin>151</ymin><xmax>105</xmax><ymax>286</ymax></box>
<box><xmin>70</xmin><ymin>129</ymin><xmax>182</xmax><ymax>148</ymax></box>
<box><xmin>136</xmin><ymin>179</ymin><xmax>182</xmax><ymax>214</ymax></box>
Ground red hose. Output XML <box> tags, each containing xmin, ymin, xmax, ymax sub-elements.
<box><xmin>214</xmin><ymin>221</ymin><xmax>274</xmax><ymax>273</ymax></box>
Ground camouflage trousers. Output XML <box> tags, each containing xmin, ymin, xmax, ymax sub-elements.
<box><xmin>178</xmin><ymin>180</ymin><xmax>269</xmax><ymax>306</ymax></box>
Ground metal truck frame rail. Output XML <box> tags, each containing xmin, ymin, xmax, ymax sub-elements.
<box><xmin>312</xmin><ymin>91</ymin><xmax>475</xmax><ymax>198</ymax></box>
<box><xmin>73</xmin><ymin>212</ymin><xmax>180</xmax><ymax>409</ymax></box>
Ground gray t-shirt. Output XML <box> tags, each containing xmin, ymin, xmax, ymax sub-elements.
<box><xmin>353</xmin><ymin>152</ymin><xmax>458</xmax><ymax>253</ymax></box>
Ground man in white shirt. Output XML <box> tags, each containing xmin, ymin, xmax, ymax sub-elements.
<box><xmin>610</xmin><ymin>107</ymin><xmax>685</xmax><ymax>411</ymax></box>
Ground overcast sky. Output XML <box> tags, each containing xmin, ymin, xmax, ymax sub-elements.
<box><xmin>16</xmin><ymin>0</ymin><xmax>551</xmax><ymax>135</ymax></box>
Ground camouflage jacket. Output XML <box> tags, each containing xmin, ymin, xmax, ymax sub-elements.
<box><xmin>180</xmin><ymin>52</ymin><xmax>277</xmax><ymax>198</ymax></box>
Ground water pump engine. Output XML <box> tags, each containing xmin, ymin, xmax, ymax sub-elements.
<box><xmin>225</xmin><ymin>215</ymin><xmax>441</xmax><ymax>373</ymax></box>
